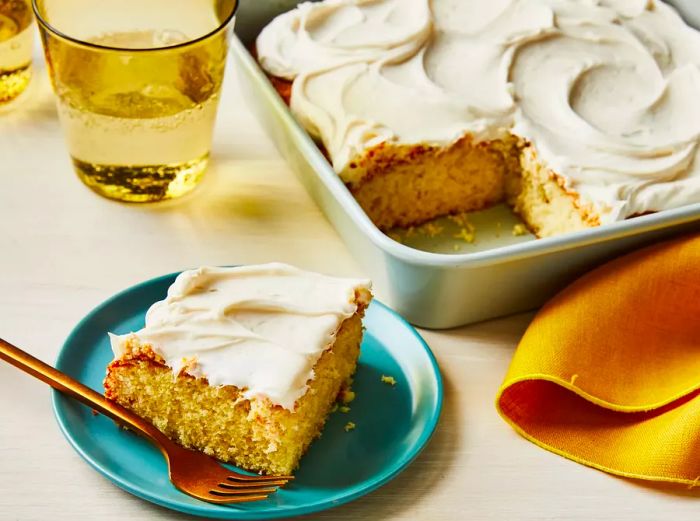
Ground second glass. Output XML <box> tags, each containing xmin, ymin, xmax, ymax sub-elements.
<box><xmin>34</xmin><ymin>0</ymin><xmax>238</xmax><ymax>202</ymax></box>
<box><xmin>0</xmin><ymin>0</ymin><xmax>33</xmax><ymax>104</ymax></box>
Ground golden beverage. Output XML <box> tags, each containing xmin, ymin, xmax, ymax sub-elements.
<box><xmin>34</xmin><ymin>0</ymin><xmax>238</xmax><ymax>202</ymax></box>
<box><xmin>0</xmin><ymin>0</ymin><xmax>32</xmax><ymax>104</ymax></box>
<box><xmin>54</xmin><ymin>29</ymin><xmax>222</xmax><ymax>202</ymax></box>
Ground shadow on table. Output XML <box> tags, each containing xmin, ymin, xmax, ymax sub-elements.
<box><xmin>620</xmin><ymin>476</ymin><xmax>700</xmax><ymax>499</ymax></box>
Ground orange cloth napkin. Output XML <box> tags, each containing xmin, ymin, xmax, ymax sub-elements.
<box><xmin>496</xmin><ymin>233</ymin><xmax>700</xmax><ymax>486</ymax></box>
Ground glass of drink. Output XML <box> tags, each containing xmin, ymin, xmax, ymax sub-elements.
<box><xmin>0</xmin><ymin>0</ymin><xmax>33</xmax><ymax>104</ymax></box>
<box><xmin>33</xmin><ymin>0</ymin><xmax>238</xmax><ymax>202</ymax></box>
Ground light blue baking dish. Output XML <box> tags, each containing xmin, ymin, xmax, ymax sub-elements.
<box><xmin>231</xmin><ymin>0</ymin><xmax>700</xmax><ymax>329</ymax></box>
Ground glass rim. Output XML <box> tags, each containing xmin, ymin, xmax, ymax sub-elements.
<box><xmin>32</xmin><ymin>0</ymin><xmax>239</xmax><ymax>52</ymax></box>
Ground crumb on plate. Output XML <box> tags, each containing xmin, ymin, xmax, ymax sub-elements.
<box><xmin>381</xmin><ymin>375</ymin><xmax>397</xmax><ymax>386</ymax></box>
<box><xmin>339</xmin><ymin>388</ymin><xmax>355</xmax><ymax>404</ymax></box>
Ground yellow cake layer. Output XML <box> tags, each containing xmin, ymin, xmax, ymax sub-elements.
<box><xmin>508</xmin><ymin>146</ymin><xmax>600</xmax><ymax>237</ymax></box>
<box><xmin>347</xmin><ymin>137</ymin><xmax>521</xmax><ymax>231</ymax></box>
<box><xmin>343</xmin><ymin>136</ymin><xmax>600</xmax><ymax>237</ymax></box>
<box><xmin>104</xmin><ymin>313</ymin><xmax>364</xmax><ymax>475</ymax></box>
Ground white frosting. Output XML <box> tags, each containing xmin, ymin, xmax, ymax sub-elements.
<box><xmin>257</xmin><ymin>0</ymin><xmax>700</xmax><ymax>222</ymax></box>
<box><xmin>109</xmin><ymin>264</ymin><xmax>371</xmax><ymax>410</ymax></box>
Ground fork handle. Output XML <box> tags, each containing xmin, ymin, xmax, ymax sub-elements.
<box><xmin>0</xmin><ymin>337</ymin><xmax>176</xmax><ymax>454</ymax></box>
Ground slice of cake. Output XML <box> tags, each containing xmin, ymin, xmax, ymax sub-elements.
<box><xmin>256</xmin><ymin>0</ymin><xmax>700</xmax><ymax>237</ymax></box>
<box><xmin>104</xmin><ymin>263</ymin><xmax>372</xmax><ymax>475</ymax></box>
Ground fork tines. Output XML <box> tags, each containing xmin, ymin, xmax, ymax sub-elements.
<box><xmin>205</xmin><ymin>474</ymin><xmax>294</xmax><ymax>503</ymax></box>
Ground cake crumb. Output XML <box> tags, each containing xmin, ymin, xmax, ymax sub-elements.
<box><xmin>344</xmin><ymin>421</ymin><xmax>356</xmax><ymax>432</ymax></box>
<box><xmin>453</xmin><ymin>223</ymin><xmax>476</xmax><ymax>244</ymax></box>
<box><xmin>330</xmin><ymin>403</ymin><xmax>339</xmax><ymax>413</ymax></box>
<box><xmin>339</xmin><ymin>389</ymin><xmax>355</xmax><ymax>404</ymax></box>
<box><xmin>512</xmin><ymin>223</ymin><xmax>528</xmax><ymax>236</ymax></box>
<box><xmin>448</xmin><ymin>212</ymin><xmax>469</xmax><ymax>227</ymax></box>
<box><xmin>381</xmin><ymin>375</ymin><xmax>397</xmax><ymax>386</ymax></box>
<box><xmin>419</xmin><ymin>221</ymin><xmax>444</xmax><ymax>237</ymax></box>
<box><xmin>339</xmin><ymin>406</ymin><xmax>351</xmax><ymax>413</ymax></box>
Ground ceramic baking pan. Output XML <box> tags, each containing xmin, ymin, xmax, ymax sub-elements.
<box><xmin>231</xmin><ymin>0</ymin><xmax>700</xmax><ymax>328</ymax></box>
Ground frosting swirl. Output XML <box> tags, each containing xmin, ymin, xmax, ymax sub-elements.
<box><xmin>257</xmin><ymin>0</ymin><xmax>700</xmax><ymax>222</ymax></box>
<box><xmin>109</xmin><ymin>264</ymin><xmax>371</xmax><ymax>410</ymax></box>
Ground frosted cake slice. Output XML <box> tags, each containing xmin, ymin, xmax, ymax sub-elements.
<box><xmin>104</xmin><ymin>263</ymin><xmax>372</xmax><ymax>475</ymax></box>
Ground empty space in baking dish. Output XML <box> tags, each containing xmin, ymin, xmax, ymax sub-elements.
<box><xmin>384</xmin><ymin>205</ymin><xmax>534</xmax><ymax>254</ymax></box>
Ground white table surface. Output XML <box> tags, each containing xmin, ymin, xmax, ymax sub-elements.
<box><xmin>1</xmin><ymin>46</ymin><xmax>698</xmax><ymax>521</ymax></box>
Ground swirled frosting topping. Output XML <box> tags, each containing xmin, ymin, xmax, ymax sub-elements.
<box><xmin>257</xmin><ymin>0</ymin><xmax>700</xmax><ymax>222</ymax></box>
<box><xmin>109</xmin><ymin>264</ymin><xmax>372</xmax><ymax>410</ymax></box>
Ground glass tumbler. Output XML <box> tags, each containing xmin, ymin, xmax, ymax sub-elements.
<box><xmin>33</xmin><ymin>0</ymin><xmax>238</xmax><ymax>202</ymax></box>
<box><xmin>0</xmin><ymin>0</ymin><xmax>33</xmax><ymax>104</ymax></box>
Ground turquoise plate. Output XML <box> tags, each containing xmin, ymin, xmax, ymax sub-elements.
<box><xmin>52</xmin><ymin>271</ymin><xmax>443</xmax><ymax>519</ymax></box>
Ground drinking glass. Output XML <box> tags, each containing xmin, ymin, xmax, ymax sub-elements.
<box><xmin>33</xmin><ymin>0</ymin><xmax>238</xmax><ymax>202</ymax></box>
<box><xmin>0</xmin><ymin>0</ymin><xmax>33</xmax><ymax>104</ymax></box>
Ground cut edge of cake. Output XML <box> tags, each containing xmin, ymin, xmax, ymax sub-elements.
<box><xmin>343</xmin><ymin>136</ymin><xmax>602</xmax><ymax>237</ymax></box>
<box><xmin>261</xmin><ymin>72</ymin><xmax>603</xmax><ymax>238</ymax></box>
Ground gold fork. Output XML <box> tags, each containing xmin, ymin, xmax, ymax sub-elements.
<box><xmin>0</xmin><ymin>337</ymin><xmax>293</xmax><ymax>504</ymax></box>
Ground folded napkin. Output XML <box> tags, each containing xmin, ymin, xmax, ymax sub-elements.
<box><xmin>496</xmin><ymin>233</ymin><xmax>700</xmax><ymax>486</ymax></box>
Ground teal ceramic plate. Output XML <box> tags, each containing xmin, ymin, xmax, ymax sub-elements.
<box><xmin>52</xmin><ymin>271</ymin><xmax>443</xmax><ymax>519</ymax></box>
